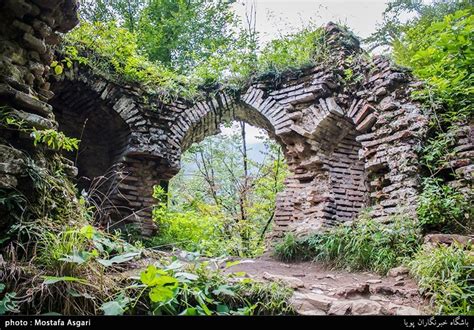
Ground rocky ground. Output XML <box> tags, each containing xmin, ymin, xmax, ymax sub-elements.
<box><xmin>223</xmin><ymin>256</ymin><xmax>429</xmax><ymax>315</ymax></box>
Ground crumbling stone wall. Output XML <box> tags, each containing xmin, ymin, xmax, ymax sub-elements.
<box><xmin>164</xmin><ymin>24</ymin><xmax>430</xmax><ymax>236</ymax></box>
<box><xmin>0</xmin><ymin>0</ymin><xmax>79</xmax><ymax>231</ymax></box>
<box><xmin>0</xmin><ymin>3</ymin><xmax>470</xmax><ymax>239</ymax></box>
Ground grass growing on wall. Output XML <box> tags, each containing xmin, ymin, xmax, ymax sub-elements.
<box><xmin>62</xmin><ymin>20</ymin><xmax>335</xmax><ymax>101</ymax></box>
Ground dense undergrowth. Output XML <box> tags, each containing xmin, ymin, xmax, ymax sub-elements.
<box><xmin>275</xmin><ymin>213</ymin><xmax>422</xmax><ymax>274</ymax></box>
<box><xmin>0</xmin><ymin>128</ymin><xmax>293</xmax><ymax>315</ymax></box>
<box><xmin>409</xmin><ymin>245</ymin><xmax>473</xmax><ymax>315</ymax></box>
<box><xmin>0</xmin><ymin>156</ymin><xmax>293</xmax><ymax>315</ymax></box>
<box><xmin>1</xmin><ymin>0</ymin><xmax>472</xmax><ymax>317</ymax></box>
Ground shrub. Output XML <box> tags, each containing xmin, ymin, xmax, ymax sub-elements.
<box><xmin>409</xmin><ymin>244</ymin><xmax>474</xmax><ymax>315</ymax></box>
<box><xmin>273</xmin><ymin>233</ymin><xmax>310</xmax><ymax>262</ymax></box>
<box><xmin>65</xmin><ymin>21</ymin><xmax>198</xmax><ymax>100</ymax></box>
<box><xmin>258</xmin><ymin>27</ymin><xmax>328</xmax><ymax>74</ymax></box>
<box><xmin>394</xmin><ymin>8</ymin><xmax>474</xmax><ymax>125</ymax></box>
<box><xmin>274</xmin><ymin>213</ymin><xmax>422</xmax><ymax>274</ymax></box>
<box><xmin>150</xmin><ymin>209</ymin><xmax>228</xmax><ymax>256</ymax></box>
<box><xmin>137</xmin><ymin>261</ymin><xmax>294</xmax><ymax>316</ymax></box>
<box><xmin>150</xmin><ymin>186</ymin><xmax>265</xmax><ymax>257</ymax></box>
<box><xmin>417</xmin><ymin>178</ymin><xmax>473</xmax><ymax>233</ymax></box>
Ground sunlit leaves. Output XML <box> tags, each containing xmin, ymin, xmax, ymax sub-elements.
<box><xmin>30</xmin><ymin>128</ymin><xmax>80</xmax><ymax>152</ymax></box>
<box><xmin>80</xmin><ymin>225</ymin><xmax>95</xmax><ymax>239</ymax></box>
<box><xmin>394</xmin><ymin>8</ymin><xmax>473</xmax><ymax>124</ymax></box>
<box><xmin>97</xmin><ymin>252</ymin><xmax>140</xmax><ymax>267</ymax></box>
<box><xmin>139</xmin><ymin>265</ymin><xmax>179</xmax><ymax>303</ymax></box>
<box><xmin>258</xmin><ymin>27</ymin><xmax>328</xmax><ymax>74</ymax></box>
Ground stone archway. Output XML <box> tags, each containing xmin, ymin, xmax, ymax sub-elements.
<box><xmin>165</xmin><ymin>84</ymin><xmax>372</xmax><ymax>237</ymax></box>
<box><xmin>50</xmin><ymin>79</ymin><xmax>131</xmax><ymax>193</ymax></box>
<box><xmin>5</xmin><ymin>18</ymin><xmax>428</xmax><ymax>239</ymax></box>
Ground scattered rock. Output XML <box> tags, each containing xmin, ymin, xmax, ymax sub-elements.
<box><xmin>311</xmin><ymin>283</ymin><xmax>329</xmax><ymax>290</ymax></box>
<box><xmin>337</xmin><ymin>283</ymin><xmax>370</xmax><ymax>298</ymax></box>
<box><xmin>402</xmin><ymin>289</ymin><xmax>420</xmax><ymax>298</ymax></box>
<box><xmin>291</xmin><ymin>292</ymin><xmax>337</xmax><ymax>313</ymax></box>
<box><xmin>328</xmin><ymin>301</ymin><xmax>352</xmax><ymax>315</ymax></box>
<box><xmin>262</xmin><ymin>272</ymin><xmax>304</xmax><ymax>289</ymax></box>
<box><xmin>290</xmin><ymin>293</ymin><xmax>327</xmax><ymax>315</ymax></box>
<box><xmin>311</xmin><ymin>288</ymin><xmax>324</xmax><ymax>294</ymax></box>
<box><xmin>351</xmin><ymin>300</ymin><xmax>383</xmax><ymax>315</ymax></box>
<box><xmin>366</xmin><ymin>279</ymin><xmax>382</xmax><ymax>284</ymax></box>
<box><xmin>298</xmin><ymin>308</ymin><xmax>326</xmax><ymax>316</ymax></box>
<box><xmin>395</xmin><ymin>306</ymin><xmax>422</xmax><ymax>315</ymax></box>
<box><xmin>387</xmin><ymin>266</ymin><xmax>409</xmax><ymax>277</ymax></box>
<box><xmin>369</xmin><ymin>295</ymin><xmax>390</xmax><ymax>302</ymax></box>
<box><xmin>424</xmin><ymin>234</ymin><xmax>473</xmax><ymax>248</ymax></box>
<box><xmin>373</xmin><ymin>285</ymin><xmax>397</xmax><ymax>295</ymax></box>
<box><xmin>387</xmin><ymin>303</ymin><xmax>422</xmax><ymax>315</ymax></box>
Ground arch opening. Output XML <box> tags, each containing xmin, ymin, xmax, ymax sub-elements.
<box><xmin>179</xmin><ymin>101</ymin><xmax>285</xmax><ymax>157</ymax></box>
<box><xmin>161</xmin><ymin>119</ymin><xmax>288</xmax><ymax>256</ymax></box>
<box><xmin>50</xmin><ymin>80</ymin><xmax>131</xmax><ymax>205</ymax></box>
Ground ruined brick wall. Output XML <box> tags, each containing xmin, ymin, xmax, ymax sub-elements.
<box><xmin>164</xmin><ymin>24</ymin><xmax>430</xmax><ymax>236</ymax></box>
<box><xmin>1</xmin><ymin>5</ymin><xmax>470</xmax><ymax>239</ymax></box>
<box><xmin>448</xmin><ymin>123</ymin><xmax>474</xmax><ymax>195</ymax></box>
<box><xmin>0</xmin><ymin>0</ymin><xmax>79</xmax><ymax>231</ymax></box>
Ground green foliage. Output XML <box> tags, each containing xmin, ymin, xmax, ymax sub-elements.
<box><xmin>151</xmin><ymin>188</ymin><xmax>265</xmax><ymax>257</ymax></box>
<box><xmin>417</xmin><ymin>178</ymin><xmax>473</xmax><ymax>233</ymax></box>
<box><xmin>100</xmin><ymin>294</ymin><xmax>131</xmax><ymax>316</ymax></box>
<box><xmin>30</xmin><ymin>128</ymin><xmax>80</xmax><ymax>152</ymax></box>
<box><xmin>258</xmin><ymin>27</ymin><xmax>328</xmax><ymax>74</ymax></box>
<box><xmin>394</xmin><ymin>8</ymin><xmax>473</xmax><ymax>125</ymax></box>
<box><xmin>67</xmin><ymin>4</ymin><xmax>341</xmax><ymax>96</ymax></box>
<box><xmin>273</xmin><ymin>233</ymin><xmax>309</xmax><ymax>262</ymax></box>
<box><xmin>2</xmin><ymin>108</ymin><xmax>79</xmax><ymax>153</ymax></box>
<box><xmin>66</xmin><ymin>21</ymin><xmax>197</xmax><ymax>100</ymax></box>
<box><xmin>155</xmin><ymin>131</ymin><xmax>288</xmax><ymax>258</ymax></box>
<box><xmin>409</xmin><ymin>244</ymin><xmax>474</xmax><ymax>315</ymax></box>
<box><xmin>137</xmin><ymin>0</ymin><xmax>237</xmax><ymax>72</ymax></box>
<box><xmin>80</xmin><ymin>0</ymin><xmax>238</xmax><ymax>74</ymax></box>
<box><xmin>366</xmin><ymin>0</ymin><xmax>472</xmax><ymax>51</ymax></box>
<box><xmin>151</xmin><ymin>202</ymin><xmax>229</xmax><ymax>256</ymax></box>
<box><xmin>80</xmin><ymin>0</ymin><xmax>146</xmax><ymax>32</ymax></box>
<box><xmin>0</xmin><ymin>108</ymin><xmax>26</xmax><ymax>131</ymax></box>
<box><xmin>275</xmin><ymin>213</ymin><xmax>422</xmax><ymax>274</ymax></box>
<box><xmin>0</xmin><ymin>284</ymin><xmax>19</xmax><ymax>315</ymax></box>
<box><xmin>51</xmin><ymin>59</ymin><xmax>72</xmax><ymax>75</ymax></box>
<box><xmin>421</xmin><ymin>129</ymin><xmax>457</xmax><ymax>174</ymax></box>
<box><xmin>137</xmin><ymin>260</ymin><xmax>294</xmax><ymax>315</ymax></box>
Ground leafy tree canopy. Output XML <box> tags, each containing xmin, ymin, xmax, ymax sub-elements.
<box><xmin>80</xmin><ymin>0</ymin><xmax>239</xmax><ymax>74</ymax></box>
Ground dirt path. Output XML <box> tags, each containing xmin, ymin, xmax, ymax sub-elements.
<box><xmin>223</xmin><ymin>255</ymin><xmax>429</xmax><ymax>315</ymax></box>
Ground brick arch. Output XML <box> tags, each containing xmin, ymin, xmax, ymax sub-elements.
<box><xmin>168</xmin><ymin>88</ymin><xmax>292</xmax><ymax>155</ymax></box>
<box><xmin>38</xmin><ymin>23</ymin><xmax>429</xmax><ymax>238</ymax></box>
<box><xmin>0</xmin><ymin>3</ymin><xmax>441</xmax><ymax>241</ymax></box>
<box><xmin>44</xmin><ymin>47</ymin><xmax>428</xmax><ymax>239</ymax></box>
<box><xmin>50</xmin><ymin>79</ymin><xmax>131</xmax><ymax>191</ymax></box>
<box><xmin>49</xmin><ymin>69</ymin><xmax>171</xmax><ymax>235</ymax></box>
<box><xmin>165</xmin><ymin>82</ymin><xmax>382</xmax><ymax>236</ymax></box>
